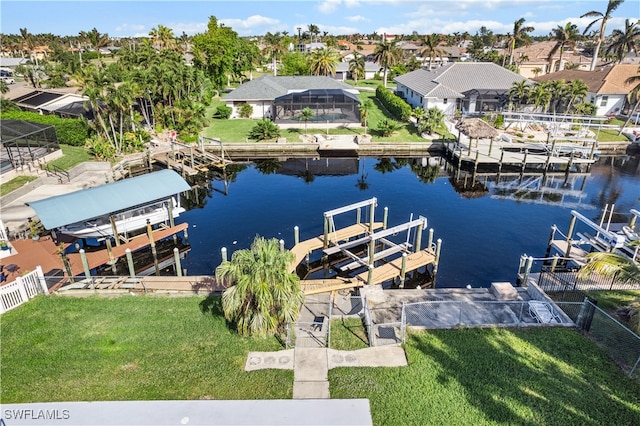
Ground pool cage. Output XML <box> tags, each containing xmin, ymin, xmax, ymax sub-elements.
<box><xmin>1</xmin><ymin>120</ymin><xmax>60</xmax><ymax>173</ymax></box>
<box><xmin>273</xmin><ymin>89</ymin><xmax>361</xmax><ymax>124</ymax></box>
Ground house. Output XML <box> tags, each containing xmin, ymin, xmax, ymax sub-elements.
<box><xmin>394</xmin><ymin>62</ymin><xmax>528</xmax><ymax>115</ymax></box>
<box><xmin>510</xmin><ymin>41</ymin><xmax>592</xmax><ymax>78</ymax></box>
<box><xmin>532</xmin><ymin>64</ymin><xmax>640</xmax><ymax>116</ymax></box>
<box><xmin>334</xmin><ymin>60</ymin><xmax>380</xmax><ymax>81</ymax></box>
<box><xmin>222</xmin><ymin>75</ymin><xmax>361</xmax><ymax>124</ymax></box>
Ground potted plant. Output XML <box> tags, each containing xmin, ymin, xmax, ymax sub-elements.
<box><xmin>0</xmin><ymin>240</ymin><xmax>8</xmax><ymax>250</ymax></box>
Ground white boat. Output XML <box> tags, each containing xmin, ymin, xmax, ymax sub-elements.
<box><xmin>58</xmin><ymin>197</ymin><xmax>184</xmax><ymax>239</ymax></box>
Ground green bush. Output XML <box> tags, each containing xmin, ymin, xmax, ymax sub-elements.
<box><xmin>375</xmin><ymin>86</ymin><xmax>412</xmax><ymax>122</ymax></box>
<box><xmin>238</xmin><ymin>103</ymin><xmax>253</xmax><ymax>118</ymax></box>
<box><xmin>248</xmin><ymin>119</ymin><xmax>280</xmax><ymax>141</ymax></box>
<box><xmin>494</xmin><ymin>114</ymin><xmax>504</xmax><ymax>128</ymax></box>
<box><xmin>376</xmin><ymin>119</ymin><xmax>402</xmax><ymax>137</ymax></box>
<box><xmin>214</xmin><ymin>105</ymin><xmax>232</xmax><ymax>119</ymax></box>
<box><xmin>0</xmin><ymin>110</ymin><xmax>91</xmax><ymax>146</ymax></box>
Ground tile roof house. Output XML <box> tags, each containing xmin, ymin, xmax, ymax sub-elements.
<box><xmin>394</xmin><ymin>62</ymin><xmax>528</xmax><ymax>115</ymax></box>
<box><xmin>222</xmin><ymin>75</ymin><xmax>361</xmax><ymax>125</ymax></box>
<box><xmin>532</xmin><ymin>64</ymin><xmax>640</xmax><ymax>116</ymax></box>
<box><xmin>334</xmin><ymin>60</ymin><xmax>380</xmax><ymax>81</ymax></box>
<box><xmin>510</xmin><ymin>41</ymin><xmax>593</xmax><ymax>79</ymax></box>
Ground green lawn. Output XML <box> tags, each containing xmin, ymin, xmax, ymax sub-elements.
<box><xmin>47</xmin><ymin>145</ymin><xmax>94</xmax><ymax>170</ymax></box>
<box><xmin>0</xmin><ymin>175</ymin><xmax>37</xmax><ymax>196</ymax></box>
<box><xmin>330</xmin><ymin>328</ymin><xmax>640</xmax><ymax>425</ymax></box>
<box><xmin>597</xmin><ymin>128</ymin><xmax>630</xmax><ymax>142</ymax></box>
<box><xmin>330</xmin><ymin>318</ymin><xmax>369</xmax><ymax>350</ymax></box>
<box><xmin>200</xmin><ymin>91</ymin><xmax>448</xmax><ymax>143</ymax></box>
<box><xmin>585</xmin><ymin>290</ymin><xmax>640</xmax><ymax>314</ymax></box>
<box><xmin>0</xmin><ymin>296</ymin><xmax>291</xmax><ymax>403</ymax></box>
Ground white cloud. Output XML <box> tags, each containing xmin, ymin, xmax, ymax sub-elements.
<box><xmin>318</xmin><ymin>0</ymin><xmax>342</xmax><ymax>14</ymax></box>
<box><xmin>377</xmin><ymin>18</ymin><xmax>510</xmax><ymax>37</ymax></box>
<box><xmin>220</xmin><ymin>15</ymin><xmax>280</xmax><ymax>30</ymax></box>
<box><xmin>346</xmin><ymin>15</ymin><xmax>369</xmax><ymax>23</ymax></box>
<box><xmin>165</xmin><ymin>22</ymin><xmax>208</xmax><ymax>35</ymax></box>
<box><xmin>115</xmin><ymin>23</ymin><xmax>146</xmax><ymax>33</ymax></box>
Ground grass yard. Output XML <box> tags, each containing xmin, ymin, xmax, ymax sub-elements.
<box><xmin>0</xmin><ymin>175</ymin><xmax>37</xmax><ymax>196</ymax></box>
<box><xmin>585</xmin><ymin>290</ymin><xmax>640</xmax><ymax>314</ymax></box>
<box><xmin>597</xmin><ymin>128</ymin><xmax>630</xmax><ymax>142</ymax></box>
<box><xmin>0</xmin><ymin>295</ymin><xmax>292</xmax><ymax>403</ymax></box>
<box><xmin>47</xmin><ymin>145</ymin><xmax>94</xmax><ymax>170</ymax></box>
<box><xmin>330</xmin><ymin>318</ymin><xmax>369</xmax><ymax>350</ymax></box>
<box><xmin>330</xmin><ymin>328</ymin><xmax>640</xmax><ymax>425</ymax></box>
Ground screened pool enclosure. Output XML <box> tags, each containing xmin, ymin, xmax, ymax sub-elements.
<box><xmin>273</xmin><ymin>89</ymin><xmax>361</xmax><ymax>124</ymax></box>
<box><xmin>1</xmin><ymin>120</ymin><xmax>60</xmax><ymax>173</ymax></box>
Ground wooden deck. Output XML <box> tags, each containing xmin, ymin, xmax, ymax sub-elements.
<box><xmin>57</xmin><ymin>275</ymin><xmax>227</xmax><ymax>295</ymax></box>
<box><xmin>289</xmin><ymin>222</ymin><xmax>383</xmax><ymax>272</ymax></box>
<box><xmin>301</xmin><ymin>278</ymin><xmax>362</xmax><ymax>295</ymax></box>
<box><xmin>355</xmin><ymin>248</ymin><xmax>436</xmax><ymax>285</ymax></box>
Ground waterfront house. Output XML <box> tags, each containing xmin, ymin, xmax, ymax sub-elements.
<box><xmin>394</xmin><ymin>62</ymin><xmax>528</xmax><ymax>116</ymax></box>
<box><xmin>532</xmin><ymin>64</ymin><xmax>639</xmax><ymax>116</ymax></box>
<box><xmin>222</xmin><ymin>75</ymin><xmax>361</xmax><ymax>124</ymax></box>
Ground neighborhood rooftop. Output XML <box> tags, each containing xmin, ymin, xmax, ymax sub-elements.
<box><xmin>223</xmin><ymin>75</ymin><xmax>357</xmax><ymax>101</ymax></box>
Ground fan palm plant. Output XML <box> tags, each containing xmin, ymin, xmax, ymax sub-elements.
<box><xmin>216</xmin><ymin>236</ymin><xmax>303</xmax><ymax>337</ymax></box>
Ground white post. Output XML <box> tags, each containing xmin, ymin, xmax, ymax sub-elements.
<box><xmin>35</xmin><ymin>265</ymin><xmax>48</xmax><ymax>294</ymax></box>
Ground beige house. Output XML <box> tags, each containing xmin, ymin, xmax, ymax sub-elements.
<box><xmin>511</xmin><ymin>41</ymin><xmax>592</xmax><ymax>79</ymax></box>
<box><xmin>532</xmin><ymin>64</ymin><xmax>639</xmax><ymax>116</ymax></box>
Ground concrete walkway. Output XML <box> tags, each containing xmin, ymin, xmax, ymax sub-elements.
<box><xmin>245</xmin><ymin>346</ymin><xmax>407</xmax><ymax>399</ymax></box>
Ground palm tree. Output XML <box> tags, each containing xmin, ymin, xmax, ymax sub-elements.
<box><xmin>149</xmin><ymin>25</ymin><xmax>175</xmax><ymax>50</ymax></box>
<box><xmin>528</xmin><ymin>82</ymin><xmax>552</xmax><ymax>113</ymax></box>
<box><xmin>548</xmin><ymin>79</ymin><xmax>567</xmax><ymax>114</ymax></box>
<box><xmin>509</xmin><ymin>80</ymin><xmax>530</xmax><ymax>111</ymax></box>
<box><xmin>0</xmin><ymin>80</ymin><xmax>8</xmax><ymax>96</ymax></box>
<box><xmin>19</xmin><ymin>27</ymin><xmax>35</xmax><ymax>63</ymax></box>
<box><xmin>348</xmin><ymin>51</ymin><xmax>365</xmax><ymax>84</ymax></box>
<box><xmin>262</xmin><ymin>32</ymin><xmax>286</xmax><ymax>76</ymax></box>
<box><xmin>359</xmin><ymin>99</ymin><xmax>374</xmax><ymax>134</ymax></box>
<box><xmin>418</xmin><ymin>107</ymin><xmax>445</xmax><ymax>135</ymax></box>
<box><xmin>565</xmin><ymin>79</ymin><xmax>589</xmax><ymax>113</ymax></box>
<box><xmin>532</xmin><ymin>67</ymin><xmax>543</xmax><ymax>77</ymax></box>
<box><xmin>308</xmin><ymin>24</ymin><xmax>320</xmax><ymax>44</ymax></box>
<box><xmin>606</xmin><ymin>19</ymin><xmax>640</xmax><ymax>63</ymax></box>
<box><xmin>373</xmin><ymin>41</ymin><xmax>401</xmax><ymax>87</ymax></box>
<box><xmin>86</xmin><ymin>27</ymin><xmax>110</xmax><ymax>59</ymax></box>
<box><xmin>420</xmin><ymin>34</ymin><xmax>446</xmax><ymax>69</ymax></box>
<box><xmin>308</xmin><ymin>47</ymin><xmax>340</xmax><ymax>76</ymax></box>
<box><xmin>508</xmin><ymin>18</ymin><xmax>534</xmax><ymax>66</ymax></box>
<box><xmin>581</xmin><ymin>0</ymin><xmax>625</xmax><ymax>71</ymax></box>
<box><xmin>299</xmin><ymin>107</ymin><xmax>314</xmax><ymax>134</ymax></box>
<box><xmin>619</xmin><ymin>66</ymin><xmax>640</xmax><ymax>130</ymax></box>
<box><xmin>578</xmin><ymin>245</ymin><xmax>640</xmax><ymax>285</ymax></box>
<box><xmin>216</xmin><ymin>236</ymin><xmax>303</xmax><ymax>337</ymax></box>
<box><xmin>548</xmin><ymin>22</ymin><xmax>580</xmax><ymax>72</ymax></box>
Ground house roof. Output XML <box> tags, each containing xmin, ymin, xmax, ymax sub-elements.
<box><xmin>394</xmin><ymin>62</ymin><xmax>526</xmax><ymax>98</ymax></box>
<box><xmin>223</xmin><ymin>76</ymin><xmax>357</xmax><ymax>101</ymax></box>
<box><xmin>335</xmin><ymin>61</ymin><xmax>380</xmax><ymax>73</ymax></box>
<box><xmin>27</xmin><ymin>170</ymin><xmax>191</xmax><ymax>230</ymax></box>
<box><xmin>456</xmin><ymin>118</ymin><xmax>499</xmax><ymax>139</ymax></box>
<box><xmin>0</xmin><ymin>57</ymin><xmax>29</xmax><ymax>67</ymax></box>
<box><xmin>511</xmin><ymin>40</ymin><xmax>592</xmax><ymax>65</ymax></box>
<box><xmin>0</xmin><ymin>120</ymin><xmax>55</xmax><ymax>144</ymax></box>
<box><xmin>532</xmin><ymin>64</ymin><xmax>639</xmax><ymax>94</ymax></box>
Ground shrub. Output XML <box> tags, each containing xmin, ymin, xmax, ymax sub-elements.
<box><xmin>375</xmin><ymin>86</ymin><xmax>412</xmax><ymax>122</ymax></box>
<box><xmin>238</xmin><ymin>103</ymin><xmax>253</xmax><ymax>118</ymax></box>
<box><xmin>85</xmin><ymin>134</ymin><xmax>116</xmax><ymax>160</ymax></box>
<box><xmin>248</xmin><ymin>119</ymin><xmax>280</xmax><ymax>141</ymax></box>
<box><xmin>376</xmin><ymin>119</ymin><xmax>402</xmax><ymax>137</ymax></box>
<box><xmin>494</xmin><ymin>114</ymin><xmax>504</xmax><ymax>129</ymax></box>
<box><xmin>0</xmin><ymin>110</ymin><xmax>91</xmax><ymax>146</ymax></box>
<box><xmin>214</xmin><ymin>105</ymin><xmax>233</xmax><ymax>119</ymax></box>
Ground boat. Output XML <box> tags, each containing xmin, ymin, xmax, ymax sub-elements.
<box><xmin>58</xmin><ymin>197</ymin><xmax>184</xmax><ymax>239</ymax></box>
<box><xmin>621</xmin><ymin>225</ymin><xmax>639</xmax><ymax>242</ymax></box>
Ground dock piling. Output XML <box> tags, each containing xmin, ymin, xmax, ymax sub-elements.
<box><xmin>279</xmin><ymin>239</ymin><xmax>285</xmax><ymax>252</ymax></box>
<box><xmin>294</xmin><ymin>226</ymin><xmax>299</xmax><ymax>246</ymax></box>
<box><xmin>383</xmin><ymin>207</ymin><xmax>388</xmax><ymax>230</ymax></box>
<box><xmin>565</xmin><ymin>216</ymin><xmax>577</xmax><ymax>258</ymax></box>
<box><xmin>367</xmin><ymin>264</ymin><xmax>374</xmax><ymax>285</ymax></box>
<box><xmin>399</xmin><ymin>253</ymin><xmax>407</xmax><ymax>288</ymax></box>
<box><xmin>79</xmin><ymin>249</ymin><xmax>91</xmax><ymax>279</ymax></box>
<box><xmin>550</xmin><ymin>254</ymin><xmax>559</xmax><ymax>272</ymax></box>
<box><xmin>173</xmin><ymin>247</ymin><xmax>183</xmax><ymax>277</ymax></box>
<box><xmin>221</xmin><ymin>247</ymin><xmax>228</xmax><ymax>263</ymax></box>
<box><xmin>415</xmin><ymin>222</ymin><xmax>423</xmax><ymax>253</ymax></box>
<box><xmin>545</xmin><ymin>225</ymin><xmax>557</xmax><ymax>257</ymax></box>
<box><xmin>125</xmin><ymin>248</ymin><xmax>135</xmax><ymax>277</ymax></box>
<box><xmin>427</xmin><ymin>228</ymin><xmax>434</xmax><ymax>250</ymax></box>
<box><xmin>356</xmin><ymin>208</ymin><xmax>361</xmax><ymax>224</ymax></box>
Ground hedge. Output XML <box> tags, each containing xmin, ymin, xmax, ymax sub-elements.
<box><xmin>0</xmin><ymin>110</ymin><xmax>91</xmax><ymax>146</ymax></box>
<box><xmin>375</xmin><ymin>85</ymin><xmax>412</xmax><ymax>122</ymax></box>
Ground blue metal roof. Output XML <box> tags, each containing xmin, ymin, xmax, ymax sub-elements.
<box><xmin>27</xmin><ymin>169</ymin><xmax>191</xmax><ymax>229</ymax></box>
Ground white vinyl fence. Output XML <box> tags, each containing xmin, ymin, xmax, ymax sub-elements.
<box><xmin>0</xmin><ymin>266</ymin><xmax>49</xmax><ymax>313</ymax></box>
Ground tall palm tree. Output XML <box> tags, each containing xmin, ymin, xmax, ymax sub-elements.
<box><xmin>619</xmin><ymin>66</ymin><xmax>640</xmax><ymax>130</ymax></box>
<box><xmin>308</xmin><ymin>24</ymin><xmax>320</xmax><ymax>44</ymax></box>
<box><xmin>149</xmin><ymin>24</ymin><xmax>175</xmax><ymax>50</ymax></box>
<box><xmin>308</xmin><ymin>47</ymin><xmax>340</xmax><ymax>76</ymax></box>
<box><xmin>262</xmin><ymin>32</ymin><xmax>286</xmax><ymax>76</ymax></box>
<box><xmin>606</xmin><ymin>19</ymin><xmax>640</xmax><ymax>63</ymax></box>
<box><xmin>299</xmin><ymin>107</ymin><xmax>314</xmax><ymax>134</ymax></box>
<box><xmin>420</xmin><ymin>34</ymin><xmax>446</xmax><ymax>69</ymax></box>
<box><xmin>548</xmin><ymin>79</ymin><xmax>567</xmax><ymax>114</ymax></box>
<box><xmin>216</xmin><ymin>236</ymin><xmax>303</xmax><ymax>337</ymax></box>
<box><xmin>508</xmin><ymin>18</ymin><xmax>534</xmax><ymax>66</ymax></box>
<box><xmin>373</xmin><ymin>41</ymin><xmax>401</xmax><ymax>87</ymax></box>
<box><xmin>548</xmin><ymin>22</ymin><xmax>581</xmax><ymax>72</ymax></box>
<box><xmin>581</xmin><ymin>0</ymin><xmax>625</xmax><ymax>71</ymax></box>
<box><xmin>528</xmin><ymin>82</ymin><xmax>552</xmax><ymax>113</ymax></box>
<box><xmin>348</xmin><ymin>51</ymin><xmax>365</xmax><ymax>84</ymax></box>
<box><xmin>359</xmin><ymin>99</ymin><xmax>374</xmax><ymax>134</ymax></box>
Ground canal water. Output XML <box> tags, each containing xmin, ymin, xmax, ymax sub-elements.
<box><xmin>177</xmin><ymin>155</ymin><xmax>640</xmax><ymax>288</ymax></box>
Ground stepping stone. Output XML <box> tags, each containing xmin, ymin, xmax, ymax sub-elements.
<box><xmin>294</xmin><ymin>348</ymin><xmax>328</xmax><ymax>382</ymax></box>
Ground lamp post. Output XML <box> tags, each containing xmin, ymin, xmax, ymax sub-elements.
<box><xmin>297</xmin><ymin>27</ymin><xmax>302</xmax><ymax>53</ymax></box>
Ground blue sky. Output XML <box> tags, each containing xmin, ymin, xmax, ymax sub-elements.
<box><xmin>1</xmin><ymin>1</ymin><xmax>638</xmax><ymax>38</ymax></box>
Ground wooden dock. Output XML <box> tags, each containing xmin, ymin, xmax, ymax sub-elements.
<box><xmin>355</xmin><ymin>248</ymin><xmax>436</xmax><ymax>285</ymax></box>
<box><xmin>289</xmin><ymin>222</ymin><xmax>383</xmax><ymax>272</ymax></box>
<box><xmin>56</xmin><ymin>275</ymin><xmax>226</xmax><ymax>295</ymax></box>
<box><xmin>152</xmin><ymin>144</ymin><xmax>232</xmax><ymax>176</ymax></box>
<box><xmin>301</xmin><ymin>278</ymin><xmax>362</xmax><ymax>295</ymax></box>
<box><xmin>446</xmin><ymin>139</ymin><xmax>596</xmax><ymax>170</ymax></box>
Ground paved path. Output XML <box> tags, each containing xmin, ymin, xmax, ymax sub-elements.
<box><xmin>245</xmin><ymin>346</ymin><xmax>407</xmax><ymax>399</ymax></box>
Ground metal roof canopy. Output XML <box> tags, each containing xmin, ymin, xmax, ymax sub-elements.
<box><xmin>27</xmin><ymin>169</ymin><xmax>191</xmax><ymax>230</ymax></box>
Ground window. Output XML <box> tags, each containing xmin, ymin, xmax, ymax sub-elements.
<box><xmin>601</xmin><ymin>96</ymin><xmax>608</xmax><ymax>107</ymax></box>
<box><xmin>443</xmin><ymin>98</ymin><xmax>448</xmax><ymax>104</ymax></box>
